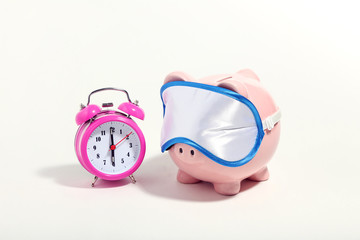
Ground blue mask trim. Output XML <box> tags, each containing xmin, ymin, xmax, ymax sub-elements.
<box><xmin>160</xmin><ymin>81</ymin><xmax>264</xmax><ymax>167</ymax></box>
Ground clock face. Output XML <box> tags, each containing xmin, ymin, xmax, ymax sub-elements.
<box><xmin>86</xmin><ymin>121</ymin><xmax>141</xmax><ymax>175</ymax></box>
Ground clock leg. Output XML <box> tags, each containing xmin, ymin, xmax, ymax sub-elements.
<box><xmin>129</xmin><ymin>175</ymin><xmax>136</xmax><ymax>184</ymax></box>
<box><xmin>91</xmin><ymin>176</ymin><xmax>99</xmax><ymax>187</ymax></box>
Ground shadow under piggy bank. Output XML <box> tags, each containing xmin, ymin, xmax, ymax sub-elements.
<box><xmin>135</xmin><ymin>154</ymin><xmax>259</xmax><ymax>202</ymax></box>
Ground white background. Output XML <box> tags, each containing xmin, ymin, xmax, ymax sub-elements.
<box><xmin>1</xmin><ymin>0</ymin><xmax>359</xmax><ymax>239</ymax></box>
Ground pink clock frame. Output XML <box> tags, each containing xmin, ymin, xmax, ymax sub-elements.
<box><xmin>75</xmin><ymin>112</ymin><xmax>146</xmax><ymax>181</ymax></box>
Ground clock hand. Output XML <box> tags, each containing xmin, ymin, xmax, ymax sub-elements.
<box><xmin>110</xmin><ymin>131</ymin><xmax>133</xmax><ymax>150</ymax></box>
<box><xmin>110</xmin><ymin>128</ymin><xmax>115</xmax><ymax>167</ymax></box>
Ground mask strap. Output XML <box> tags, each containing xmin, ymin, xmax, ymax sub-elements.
<box><xmin>262</xmin><ymin>109</ymin><xmax>281</xmax><ymax>131</ymax></box>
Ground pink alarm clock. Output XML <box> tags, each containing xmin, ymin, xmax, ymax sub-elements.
<box><xmin>75</xmin><ymin>88</ymin><xmax>146</xmax><ymax>187</ymax></box>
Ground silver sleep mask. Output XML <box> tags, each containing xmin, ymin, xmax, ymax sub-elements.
<box><xmin>160</xmin><ymin>81</ymin><xmax>281</xmax><ymax>167</ymax></box>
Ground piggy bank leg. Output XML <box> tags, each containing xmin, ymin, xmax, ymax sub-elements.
<box><xmin>248</xmin><ymin>167</ymin><xmax>269</xmax><ymax>181</ymax></box>
<box><xmin>213</xmin><ymin>181</ymin><xmax>241</xmax><ymax>196</ymax></box>
<box><xmin>177</xmin><ymin>169</ymin><xmax>201</xmax><ymax>184</ymax></box>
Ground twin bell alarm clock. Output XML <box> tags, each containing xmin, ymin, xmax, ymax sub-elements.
<box><xmin>75</xmin><ymin>88</ymin><xmax>146</xmax><ymax>187</ymax></box>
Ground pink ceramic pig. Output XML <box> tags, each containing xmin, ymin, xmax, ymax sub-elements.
<box><xmin>160</xmin><ymin>69</ymin><xmax>281</xmax><ymax>195</ymax></box>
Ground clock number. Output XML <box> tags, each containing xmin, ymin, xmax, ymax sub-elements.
<box><xmin>120</xmin><ymin>129</ymin><xmax>122</xmax><ymax>134</ymax></box>
<box><xmin>93</xmin><ymin>145</ymin><xmax>96</xmax><ymax>150</ymax></box>
<box><xmin>101</xmin><ymin>130</ymin><xmax>106</xmax><ymax>136</ymax></box>
<box><xmin>96</xmin><ymin>137</ymin><xmax>101</xmax><ymax>142</ymax></box>
<box><xmin>121</xmin><ymin>158</ymin><xmax>124</xmax><ymax>164</ymax></box>
<box><xmin>126</xmin><ymin>135</ymin><xmax>130</xmax><ymax>140</ymax></box>
<box><xmin>129</xmin><ymin>143</ymin><xmax>132</xmax><ymax>148</ymax></box>
<box><xmin>103</xmin><ymin>160</ymin><xmax>106</xmax><ymax>165</ymax></box>
<box><xmin>110</xmin><ymin>127</ymin><xmax>115</xmax><ymax>133</ymax></box>
<box><xmin>96</xmin><ymin>153</ymin><xmax>100</xmax><ymax>159</ymax></box>
<box><xmin>127</xmin><ymin>152</ymin><xmax>130</xmax><ymax>157</ymax></box>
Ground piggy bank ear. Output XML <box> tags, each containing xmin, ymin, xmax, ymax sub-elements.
<box><xmin>164</xmin><ymin>71</ymin><xmax>196</xmax><ymax>84</ymax></box>
<box><xmin>236</xmin><ymin>69</ymin><xmax>260</xmax><ymax>81</ymax></box>
<box><xmin>217</xmin><ymin>80</ymin><xmax>248</xmax><ymax>98</ymax></box>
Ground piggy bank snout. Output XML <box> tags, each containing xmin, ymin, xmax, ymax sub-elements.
<box><xmin>169</xmin><ymin>143</ymin><xmax>204</xmax><ymax>165</ymax></box>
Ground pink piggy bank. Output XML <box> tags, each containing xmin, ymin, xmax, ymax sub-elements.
<box><xmin>160</xmin><ymin>69</ymin><xmax>281</xmax><ymax>195</ymax></box>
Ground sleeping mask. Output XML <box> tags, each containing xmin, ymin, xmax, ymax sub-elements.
<box><xmin>160</xmin><ymin>81</ymin><xmax>281</xmax><ymax>167</ymax></box>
